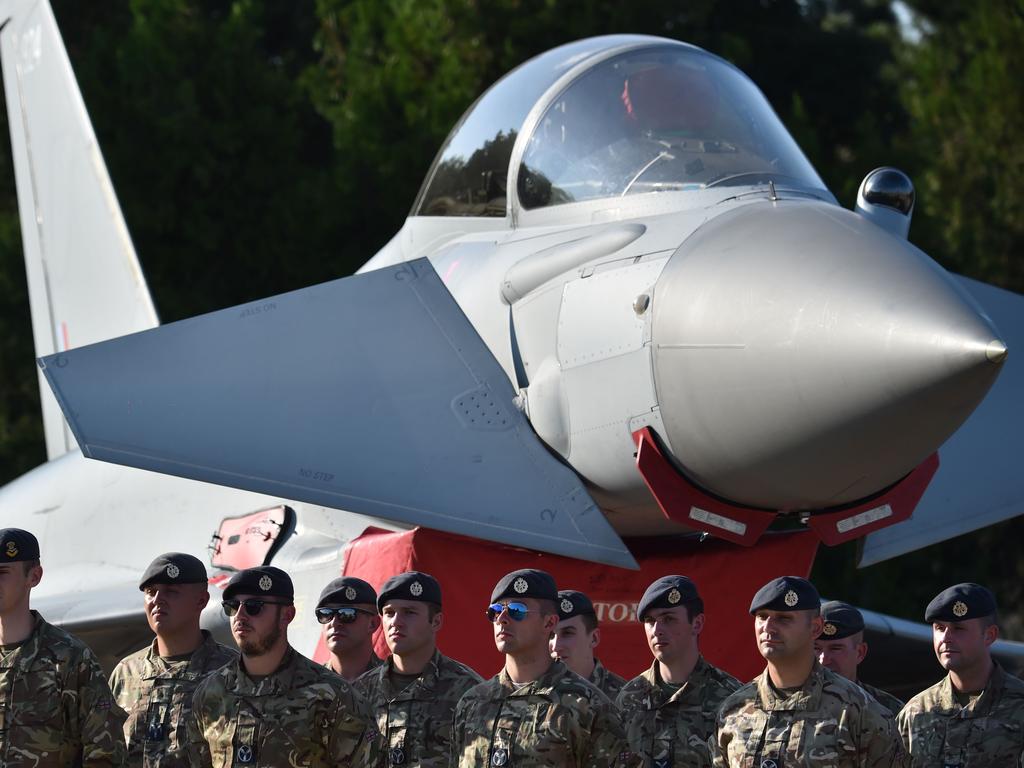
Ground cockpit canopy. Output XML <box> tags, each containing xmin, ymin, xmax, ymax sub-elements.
<box><xmin>413</xmin><ymin>36</ymin><xmax>827</xmax><ymax>218</ymax></box>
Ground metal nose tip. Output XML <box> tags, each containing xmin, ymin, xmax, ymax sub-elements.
<box><xmin>986</xmin><ymin>339</ymin><xmax>1008</xmax><ymax>364</ymax></box>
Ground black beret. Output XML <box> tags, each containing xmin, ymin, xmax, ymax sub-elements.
<box><xmin>0</xmin><ymin>528</ymin><xmax>39</xmax><ymax>563</ymax></box>
<box><xmin>749</xmin><ymin>576</ymin><xmax>820</xmax><ymax>614</ymax></box>
<box><xmin>557</xmin><ymin>590</ymin><xmax>596</xmax><ymax>621</ymax></box>
<box><xmin>377</xmin><ymin>571</ymin><xmax>442</xmax><ymax>611</ymax></box>
<box><xmin>637</xmin><ymin>575</ymin><xmax>702</xmax><ymax>619</ymax></box>
<box><xmin>491</xmin><ymin>569</ymin><xmax>557</xmax><ymax>603</ymax></box>
<box><xmin>317</xmin><ymin>576</ymin><xmax>377</xmax><ymax>609</ymax></box>
<box><xmin>139</xmin><ymin>553</ymin><xmax>208</xmax><ymax>590</ymax></box>
<box><xmin>223</xmin><ymin>566</ymin><xmax>293</xmax><ymax>601</ymax></box>
<box><xmin>820</xmin><ymin>601</ymin><xmax>865</xmax><ymax>639</ymax></box>
<box><xmin>925</xmin><ymin>583</ymin><xmax>997</xmax><ymax>623</ymax></box>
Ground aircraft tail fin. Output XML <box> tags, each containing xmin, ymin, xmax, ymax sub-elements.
<box><xmin>0</xmin><ymin>0</ymin><xmax>158</xmax><ymax>459</ymax></box>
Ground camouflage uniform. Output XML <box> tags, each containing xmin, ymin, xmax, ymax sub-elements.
<box><xmin>897</xmin><ymin>661</ymin><xmax>1024</xmax><ymax>767</ymax></box>
<box><xmin>452</xmin><ymin>659</ymin><xmax>634</xmax><ymax>767</ymax></box>
<box><xmin>109</xmin><ymin>631</ymin><xmax>237</xmax><ymax>766</ymax></box>
<box><xmin>861</xmin><ymin>682</ymin><xmax>905</xmax><ymax>719</ymax></box>
<box><xmin>187</xmin><ymin>646</ymin><xmax>380</xmax><ymax>767</ymax></box>
<box><xmin>327</xmin><ymin>652</ymin><xmax>384</xmax><ymax>679</ymax></box>
<box><xmin>0</xmin><ymin>611</ymin><xmax>126</xmax><ymax>767</ymax></box>
<box><xmin>591</xmin><ymin>659</ymin><xmax>627</xmax><ymax>702</ymax></box>
<box><xmin>711</xmin><ymin>661</ymin><xmax>909</xmax><ymax>767</ymax></box>
<box><xmin>616</xmin><ymin>656</ymin><xmax>741</xmax><ymax>767</ymax></box>
<box><xmin>354</xmin><ymin>649</ymin><xmax>482</xmax><ymax>766</ymax></box>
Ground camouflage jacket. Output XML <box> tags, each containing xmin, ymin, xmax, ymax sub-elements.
<box><xmin>0</xmin><ymin>611</ymin><xmax>126</xmax><ymax>767</ymax></box>
<box><xmin>187</xmin><ymin>645</ymin><xmax>381</xmax><ymax>767</ymax></box>
<box><xmin>615</xmin><ymin>656</ymin><xmax>741</xmax><ymax>767</ymax></box>
<box><xmin>591</xmin><ymin>659</ymin><xmax>627</xmax><ymax>702</ymax></box>
<box><xmin>354</xmin><ymin>649</ymin><xmax>482</xmax><ymax>767</ymax></box>
<box><xmin>326</xmin><ymin>651</ymin><xmax>385</xmax><ymax>681</ymax></box>
<box><xmin>860</xmin><ymin>682</ymin><xmax>904</xmax><ymax>719</ymax></box>
<box><xmin>452</xmin><ymin>659</ymin><xmax>636</xmax><ymax>768</ymax></box>
<box><xmin>711</xmin><ymin>661</ymin><xmax>909</xmax><ymax>767</ymax></box>
<box><xmin>896</xmin><ymin>662</ymin><xmax>1024</xmax><ymax>767</ymax></box>
<box><xmin>109</xmin><ymin>631</ymin><xmax>237</xmax><ymax>767</ymax></box>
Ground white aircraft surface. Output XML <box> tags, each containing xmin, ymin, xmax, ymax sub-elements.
<box><xmin>0</xmin><ymin>0</ymin><xmax>1022</xmax><ymax>680</ymax></box>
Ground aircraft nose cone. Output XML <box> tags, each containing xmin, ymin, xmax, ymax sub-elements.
<box><xmin>651</xmin><ymin>200</ymin><xmax>1006</xmax><ymax>510</ymax></box>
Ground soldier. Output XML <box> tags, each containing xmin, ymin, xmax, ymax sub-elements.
<box><xmin>616</xmin><ymin>575</ymin><xmax>740</xmax><ymax>767</ymax></box>
<box><xmin>451</xmin><ymin>568</ymin><xmax>634</xmax><ymax>767</ymax></box>
<box><xmin>186</xmin><ymin>565</ymin><xmax>380</xmax><ymax>767</ymax></box>
<box><xmin>0</xmin><ymin>527</ymin><xmax>126</xmax><ymax>767</ymax></box>
<box><xmin>711</xmin><ymin>575</ymin><xmax>908</xmax><ymax>768</ymax></box>
<box><xmin>897</xmin><ymin>583</ymin><xmax>1024</xmax><ymax>766</ymax></box>
<box><xmin>109</xmin><ymin>552</ymin><xmax>237</xmax><ymax>767</ymax></box>
<box><xmin>550</xmin><ymin>589</ymin><xmax>627</xmax><ymax>700</ymax></box>
<box><xmin>814</xmin><ymin>600</ymin><xmax>905</xmax><ymax>715</ymax></box>
<box><xmin>354</xmin><ymin>571</ymin><xmax>482</xmax><ymax>767</ymax></box>
<box><xmin>317</xmin><ymin>575</ymin><xmax>385</xmax><ymax>681</ymax></box>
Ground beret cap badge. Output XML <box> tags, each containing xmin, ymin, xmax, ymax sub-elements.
<box><xmin>823</xmin><ymin>622</ymin><xmax>837</xmax><ymax>636</ymax></box>
<box><xmin>5</xmin><ymin>541</ymin><xmax>17</xmax><ymax>558</ymax></box>
<box><xmin>166</xmin><ymin>564</ymin><xmax>180</xmax><ymax>579</ymax></box>
<box><xmin>345</xmin><ymin>586</ymin><xmax>357</xmax><ymax>601</ymax></box>
<box><xmin>667</xmin><ymin>588</ymin><xmax>682</xmax><ymax>605</ymax></box>
<box><xmin>410</xmin><ymin>581</ymin><xmax>423</xmax><ymax>597</ymax></box>
<box><xmin>513</xmin><ymin>577</ymin><xmax>529</xmax><ymax>594</ymax></box>
<box><xmin>560</xmin><ymin>598</ymin><xmax>574</xmax><ymax>613</ymax></box>
<box><xmin>258</xmin><ymin>575</ymin><xmax>273</xmax><ymax>592</ymax></box>
<box><xmin>953</xmin><ymin>600</ymin><xmax>968</xmax><ymax>618</ymax></box>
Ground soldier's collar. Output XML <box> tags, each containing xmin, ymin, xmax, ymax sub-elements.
<box><xmin>757</xmin><ymin>661</ymin><xmax>823</xmax><ymax>711</ymax></box>
<box><xmin>943</xmin><ymin>661</ymin><xmax>1005</xmax><ymax>717</ymax></box>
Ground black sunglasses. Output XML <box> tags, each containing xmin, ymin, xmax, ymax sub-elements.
<box><xmin>222</xmin><ymin>599</ymin><xmax>291</xmax><ymax>617</ymax></box>
<box><xmin>486</xmin><ymin>602</ymin><xmax>529</xmax><ymax>622</ymax></box>
<box><xmin>315</xmin><ymin>606</ymin><xmax>375</xmax><ymax>625</ymax></box>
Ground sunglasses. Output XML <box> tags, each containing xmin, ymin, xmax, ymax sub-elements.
<box><xmin>486</xmin><ymin>602</ymin><xmax>529</xmax><ymax>622</ymax></box>
<box><xmin>222</xmin><ymin>599</ymin><xmax>291</xmax><ymax>617</ymax></box>
<box><xmin>315</xmin><ymin>606</ymin><xmax>375</xmax><ymax>625</ymax></box>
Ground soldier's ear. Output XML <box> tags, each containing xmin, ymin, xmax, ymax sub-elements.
<box><xmin>590</xmin><ymin>627</ymin><xmax>601</xmax><ymax>649</ymax></box>
<box><xmin>691</xmin><ymin>613</ymin><xmax>705</xmax><ymax>636</ymax></box>
<box><xmin>27</xmin><ymin>564</ymin><xmax>42</xmax><ymax>588</ymax></box>
<box><xmin>431</xmin><ymin>611</ymin><xmax>444</xmax><ymax>632</ymax></box>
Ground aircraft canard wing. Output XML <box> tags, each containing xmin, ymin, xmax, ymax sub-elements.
<box><xmin>0</xmin><ymin>0</ymin><xmax>159</xmax><ymax>461</ymax></box>
<box><xmin>860</xmin><ymin>276</ymin><xmax>1023</xmax><ymax>566</ymax></box>
<box><xmin>39</xmin><ymin>259</ymin><xmax>637</xmax><ymax>569</ymax></box>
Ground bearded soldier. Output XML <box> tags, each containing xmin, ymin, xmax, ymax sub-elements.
<box><xmin>186</xmin><ymin>566</ymin><xmax>381</xmax><ymax>767</ymax></box>
<box><xmin>110</xmin><ymin>553</ymin><xmax>236</xmax><ymax>767</ymax></box>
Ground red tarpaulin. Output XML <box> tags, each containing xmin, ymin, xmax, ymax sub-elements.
<box><xmin>312</xmin><ymin>527</ymin><xmax>818</xmax><ymax>683</ymax></box>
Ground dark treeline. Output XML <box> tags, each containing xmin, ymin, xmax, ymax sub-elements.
<box><xmin>0</xmin><ymin>0</ymin><xmax>1021</xmax><ymax>628</ymax></box>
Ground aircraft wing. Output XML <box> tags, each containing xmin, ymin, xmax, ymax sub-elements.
<box><xmin>860</xmin><ymin>276</ymin><xmax>1024</xmax><ymax>566</ymax></box>
<box><xmin>39</xmin><ymin>259</ymin><xmax>637</xmax><ymax>569</ymax></box>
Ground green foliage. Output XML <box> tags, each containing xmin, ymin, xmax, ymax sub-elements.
<box><xmin>0</xmin><ymin>0</ymin><xmax>1019</xmax><ymax>630</ymax></box>
<box><xmin>900</xmin><ymin>0</ymin><xmax>1024</xmax><ymax>290</ymax></box>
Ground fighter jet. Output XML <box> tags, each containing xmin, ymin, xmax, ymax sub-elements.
<box><xmin>1</xmin><ymin>0</ymin><xmax>1023</xmax><ymax>677</ymax></box>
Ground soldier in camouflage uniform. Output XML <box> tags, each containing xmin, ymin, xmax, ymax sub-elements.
<box><xmin>109</xmin><ymin>553</ymin><xmax>237</xmax><ymax>767</ymax></box>
<box><xmin>550</xmin><ymin>589</ymin><xmax>627</xmax><ymax>700</ymax></box>
<box><xmin>814</xmin><ymin>600</ymin><xmax>905</xmax><ymax>716</ymax></box>
<box><xmin>318</xmin><ymin>576</ymin><xmax>385</xmax><ymax>681</ymax></box>
<box><xmin>0</xmin><ymin>527</ymin><xmax>127</xmax><ymax>767</ymax></box>
<box><xmin>711</xmin><ymin>576</ymin><xmax>908</xmax><ymax>768</ymax></box>
<box><xmin>452</xmin><ymin>568</ymin><xmax>635</xmax><ymax>768</ymax></box>
<box><xmin>616</xmin><ymin>575</ymin><xmax>740</xmax><ymax>767</ymax></box>
<box><xmin>897</xmin><ymin>582</ymin><xmax>1024</xmax><ymax>766</ymax></box>
<box><xmin>186</xmin><ymin>566</ymin><xmax>380</xmax><ymax>767</ymax></box>
<box><xmin>353</xmin><ymin>571</ymin><xmax>482</xmax><ymax>767</ymax></box>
